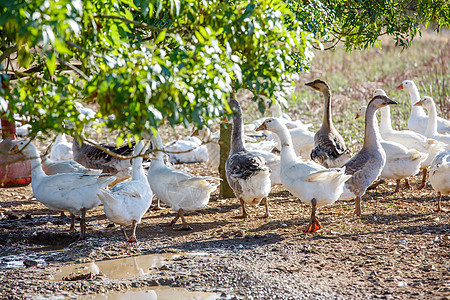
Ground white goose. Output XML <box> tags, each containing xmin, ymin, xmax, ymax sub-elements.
<box><xmin>11</xmin><ymin>140</ymin><xmax>116</xmax><ymax>239</ymax></box>
<box><xmin>97</xmin><ymin>141</ymin><xmax>153</xmax><ymax>242</ymax></box>
<box><xmin>50</xmin><ymin>133</ymin><xmax>73</xmax><ymax>161</ymax></box>
<box><xmin>268</xmin><ymin>126</ymin><xmax>315</xmax><ymax>160</ymax></box>
<box><xmin>356</xmin><ymin>106</ymin><xmax>428</xmax><ymax>193</ymax></box>
<box><xmin>147</xmin><ymin>132</ymin><xmax>220</xmax><ymax>230</ymax></box>
<box><xmin>414</xmin><ymin>97</ymin><xmax>450</xmax><ymax>150</ymax></box>
<box><xmin>339</xmin><ymin>95</ymin><xmax>397</xmax><ymax>215</ymax></box>
<box><xmin>374</xmin><ymin>89</ymin><xmax>445</xmax><ymax>189</ymax></box>
<box><xmin>429</xmin><ymin>151</ymin><xmax>450</xmax><ymax>212</ymax></box>
<box><xmin>42</xmin><ymin>155</ymin><xmax>102</xmax><ymax>176</ymax></box>
<box><xmin>256</xmin><ymin>118</ymin><xmax>350</xmax><ymax>232</ymax></box>
<box><xmin>397</xmin><ymin>80</ymin><xmax>450</xmax><ymax>134</ymax></box>
<box><xmin>164</xmin><ymin>136</ymin><xmax>208</xmax><ymax>164</ymax></box>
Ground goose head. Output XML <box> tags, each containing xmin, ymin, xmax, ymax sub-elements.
<box><xmin>304</xmin><ymin>79</ymin><xmax>329</xmax><ymax>92</ymax></box>
<box><xmin>396</xmin><ymin>80</ymin><xmax>415</xmax><ymax>91</ymax></box>
<box><xmin>368</xmin><ymin>95</ymin><xmax>397</xmax><ymax>110</ymax></box>
<box><xmin>10</xmin><ymin>139</ymin><xmax>37</xmax><ymax>157</ymax></box>
<box><xmin>414</xmin><ymin>96</ymin><xmax>434</xmax><ymax>108</ymax></box>
<box><xmin>373</xmin><ymin>89</ymin><xmax>387</xmax><ymax>97</ymax></box>
<box><xmin>255</xmin><ymin>117</ymin><xmax>285</xmax><ymax>133</ymax></box>
<box><xmin>355</xmin><ymin>106</ymin><xmax>367</xmax><ymax>120</ymax></box>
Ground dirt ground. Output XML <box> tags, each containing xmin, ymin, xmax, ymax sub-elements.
<box><xmin>0</xmin><ymin>160</ymin><xmax>449</xmax><ymax>299</ymax></box>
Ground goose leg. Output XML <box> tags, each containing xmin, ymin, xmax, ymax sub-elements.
<box><xmin>150</xmin><ymin>198</ymin><xmax>165</xmax><ymax>210</ymax></box>
<box><xmin>437</xmin><ymin>192</ymin><xmax>446</xmax><ymax>212</ymax></box>
<box><xmin>404</xmin><ymin>179</ymin><xmax>412</xmax><ymax>190</ymax></box>
<box><xmin>178</xmin><ymin>209</ymin><xmax>193</xmax><ymax>231</ymax></box>
<box><xmin>236</xmin><ymin>198</ymin><xmax>250</xmax><ymax>219</ymax></box>
<box><xmin>166</xmin><ymin>209</ymin><xmax>182</xmax><ymax>227</ymax></box>
<box><xmin>128</xmin><ymin>220</ymin><xmax>138</xmax><ymax>242</ymax></box>
<box><xmin>393</xmin><ymin>179</ymin><xmax>401</xmax><ymax>194</ymax></box>
<box><xmin>304</xmin><ymin>198</ymin><xmax>321</xmax><ymax>233</ymax></box>
<box><xmin>355</xmin><ymin>196</ymin><xmax>362</xmax><ymax>216</ymax></box>
<box><xmin>79</xmin><ymin>208</ymin><xmax>87</xmax><ymax>240</ymax></box>
<box><xmin>60</xmin><ymin>211</ymin><xmax>66</xmax><ymax>218</ymax></box>
<box><xmin>259</xmin><ymin>197</ymin><xmax>271</xmax><ymax>218</ymax></box>
<box><xmin>69</xmin><ymin>213</ymin><xmax>76</xmax><ymax>233</ymax></box>
<box><xmin>417</xmin><ymin>169</ymin><xmax>427</xmax><ymax>190</ymax></box>
<box><xmin>120</xmin><ymin>226</ymin><xmax>128</xmax><ymax>240</ymax></box>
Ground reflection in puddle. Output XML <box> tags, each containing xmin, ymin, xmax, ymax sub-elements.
<box><xmin>54</xmin><ymin>252</ymin><xmax>209</xmax><ymax>281</ymax></box>
<box><xmin>0</xmin><ymin>247</ymin><xmax>69</xmax><ymax>269</ymax></box>
<box><xmin>78</xmin><ymin>286</ymin><xmax>219</xmax><ymax>300</ymax></box>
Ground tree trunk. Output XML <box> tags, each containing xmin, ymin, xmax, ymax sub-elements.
<box><xmin>219</xmin><ymin>121</ymin><xmax>234</xmax><ymax>198</ymax></box>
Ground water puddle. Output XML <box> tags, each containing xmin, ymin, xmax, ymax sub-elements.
<box><xmin>77</xmin><ymin>286</ymin><xmax>219</xmax><ymax>300</ymax></box>
<box><xmin>53</xmin><ymin>252</ymin><xmax>209</xmax><ymax>281</ymax></box>
<box><xmin>0</xmin><ymin>247</ymin><xmax>69</xmax><ymax>269</ymax></box>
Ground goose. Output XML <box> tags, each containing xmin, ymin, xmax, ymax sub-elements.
<box><xmin>72</xmin><ymin>138</ymin><xmax>135</xmax><ymax>182</ymax></box>
<box><xmin>355</xmin><ymin>106</ymin><xmax>428</xmax><ymax>193</ymax></box>
<box><xmin>414</xmin><ymin>97</ymin><xmax>450</xmax><ymax>150</ymax></box>
<box><xmin>266</xmin><ymin>99</ymin><xmax>312</xmax><ymax>131</ymax></box>
<box><xmin>339</xmin><ymin>95</ymin><xmax>397</xmax><ymax>215</ymax></box>
<box><xmin>164</xmin><ymin>136</ymin><xmax>208</xmax><ymax>164</ymax></box>
<box><xmin>50</xmin><ymin>133</ymin><xmax>73</xmax><ymax>161</ymax></box>
<box><xmin>373</xmin><ymin>89</ymin><xmax>445</xmax><ymax>189</ymax></box>
<box><xmin>42</xmin><ymin>155</ymin><xmax>102</xmax><ymax>176</ymax></box>
<box><xmin>396</xmin><ymin>80</ymin><xmax>450</xmax><ymax>134</ymax></box>
<box><xmin>305</xmin><ymin>79</ymin><xmax>351</xmax><ymax>168</ymax></box>
<box><xmin>193</xmin><ymin>127</ymin><xmax>281</xmax><ymax>185</ymax></box>
<box><xmin>429</xmin><ymin>151</ymin><xmax>450</xmax><ymax>212</ymax></box>
<box><xmin>147</xmin><ymin>132</ymin><xmax>220</xmax><ymax>230</ymax></box>
<box><xmin>11</xmin><ymin>139</ymin><xmax>116</xmax><ymax>239</ymax></box>
<box><xmin>256</xmin><ymin>118</ymin><xmax>350</xmax><ymax>232</ymax></box>
<box><xmin>267</xmin><ymin>126</ymin><xmax>315</xmax><ymax>159</ymax></box>
<box><xmin>97</xmin><ymin>141</ymin><xmax>153</xmax><ymax>242</ymax></box>
<box><xmin>226</xmin><ymin>99</ymin><xmax>272</xmax><ymax>218</ymax></box>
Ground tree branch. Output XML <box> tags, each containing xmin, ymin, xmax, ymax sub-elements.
<box><xmin>0</xmin><ymin>45</ymin><xmax>18</xmax><ymax>63</ymax></box>
<box><xmin>6</xmin><ymin>63</ymin><xmax>83</xmax><ymax>80</ymax></box>
<box><xmin>94</xmin><ymin>14</ymin><xmax>163</xmax><ymax>32</ymax></box>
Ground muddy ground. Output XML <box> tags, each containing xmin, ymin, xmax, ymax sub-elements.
<box><xmin>0</xmin><ymin>159</ymin><xmax>449</xmax><ymax>299</ymax></box>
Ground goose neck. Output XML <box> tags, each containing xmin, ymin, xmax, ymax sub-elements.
<box><xmin>321</xmin><ymin>88</ymin><xmax>332</xmax><ymax>128</ymax></box>
<box><xmin>275</xmin><ymin>126</ymin><xmax>298</xmax><ymax>167</ymax></box>
<box><xmin>425</xmin><ymin>102</ymin><xmax>438</xmax><ymax>136</ymax></box>
<box><xmin>363</xmin><ymin>104</ymin><xmax>383</xmax><ymax>149</ymax></box>
<box><xmin>408</xmin><ymin>86</ymin><xmax>427</xmax><ymax>117</ymax></box>
<box><xmin>379</xmin><ymin>106</ymin><xmax>393</xmax><ymax>133</ymax></box>
<box><xmin>230</xmin><ymin>111</ymin><xmax>246</xmax><ymax>153</ymax></box>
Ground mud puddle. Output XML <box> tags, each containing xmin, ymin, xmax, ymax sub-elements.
<box><xmin>53</xmin><ymin>252</ymin><xmax>209</xmax><ymax>281</ymax></box>
<box><xmin>77</xmin><ymin>286</ymin><xmax>219</xmax><ymax>300</ymax></box>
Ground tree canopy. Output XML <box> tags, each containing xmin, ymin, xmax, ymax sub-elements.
<box><xmin>0</xmin><ymin>0</ymin><xmax>448</xmax><ymax>142</ymax></box>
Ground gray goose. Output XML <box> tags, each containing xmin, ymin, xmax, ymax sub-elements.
<box><xmin>305</xmin><ymin>79</ymin><xmax>351</xmax><ymax>168</ymax></box>
<box><xmin>339</xmin><ymin>95</ymin><xmax>397</xmax><ymax>215</ymax></box>
<box><xmin>225</xmin><ymin>99</ymin><xmax>272</xmax><ymax>218</ymax></box>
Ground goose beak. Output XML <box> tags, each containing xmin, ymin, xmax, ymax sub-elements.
<box><xmin>304</xmin><ymin>81</ymin><xmax>313</xmax><ymax>87</ymax></box>
<box><xmin>396</xmin><ymin>83</ymin><xmax>404</xmax><ymax>90</ymax></box>
<box><xmin>414</xmin><ymin>100</ymin><xmax>423</xmax><ymax>107</ymax></box>
<box><xmin>355</xmin><ymin>114</ymin><xmax>360</xmax><ymax>120</ymax></box>
<box><xmin>255</xmin><ymin>122</ymin><xmax>267</xmax><ymax>131</ymax></box>
<box><xmin>11</xmin><ymin>145</ymin><xmax>19</xmax><ymax>152</ymax></box>
<box><xmin>191</xmin><ymin>129</ymin><xmax>199</xmax><ymax>137</ymax></box>
<box><xmin>387</xmin><ymin>98</ymin><xmax>397</xmax><ymax>105</ymax></box>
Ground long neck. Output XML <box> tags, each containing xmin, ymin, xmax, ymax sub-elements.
<box><xmin>363</xmin><ymin>104</ymin><xmax>382</xmax><ymax>149</ymax></box>
<box><xmin>150</xmin><ymin>133</ymin><xmax>165</xmax><ymax>163</ymax></box>
<box><xmin>230</xmin><ymin>111</ymin><xmax>246</xmax><ymax>153</ymax></box>
<box><xmin>408</xmin><ymin>85</ymin><xmax>427</xmax><ymax>117</ymax></box>
<box><xmin>379</xmin><ymin>106</ymin><xmax>393</xmax><ymax>133</ymax></box>
<box><xmin>321</xmin><ymin>88</ymin><xmax>332</xmax><ymax>128</ymax></box>
<box><xmin>275</xmin><ymin>126</ymin><xmax>298</xmax><ymax>168</ymax></box>
<box><xmin>25</xmin><ymin>146</ymin><xmax>47</xmax><ymax>180</ymax></box>
<box><xmin>272</xmin><ymin>102</ymin><xmax>282</xmax><ymax>118</ymax></box>
<box><xmin>131</xmin><ymin>156</ymin><xmax>146</xmax><ymax>181</ymax></box>
<box><xmin>425</xmin><ymin>102</ymin><xmax>438</xmax><ymax>135</ymax></box>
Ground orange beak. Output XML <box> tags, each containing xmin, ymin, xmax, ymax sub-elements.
<box><xmin>255</xmin><ymin>123</ymin><xmax>267</xmax><ymax>131</ymax></box>
<box><xmin>396</xmin><ymin>83</ymin><xmax>404</xmax><ymax>90</ymax></box>
<box><xmin>355</xmin><ymin>114</ymin><xmax>360</xmax><ymax>120</ymax></box>
<box><xmin>11</xmin><ymin>145</ymin><xmax>19</xmax><ymax>152</ymax></box>
<box><xmin>414</xmin><ymin>100</ymin><xmax>423</xmax><ymax>107</ymax></box>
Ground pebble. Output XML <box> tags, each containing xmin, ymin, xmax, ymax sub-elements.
<box><xmin>397</xmin><ymin>281</ymin><xmax>408</xmax><ymax>287</ymax></box>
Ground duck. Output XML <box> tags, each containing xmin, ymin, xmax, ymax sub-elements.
<box><xmin>414</xmin><ymin>97</ymin><xmax>450</xmax><ymax>150</ymax></box>
<box><xmin>226</xmin><ymin>99</ymin><xmax>272</xmax><ymax>218</ymax></box>
<box><xmin>42</xmin><ymin>155</ymin><xmax>102</xmax><ymax>176</ymax></box>
<box><xmin>373</xmin><ymin>89</ymin><xmax>445</xmax><ymax>189</ymax></box>
<box><xmin>429</xmin><ymin>151</ymin><xmax>450</xmax><ymax>212</ymax></box>
<box><xmin>339</xmin><ymin>95</ymin><xmax>397</xmax><ymax>215</ymax></box>
<box><xmin>72</xmin><ymin>137</ymin><xmax>135</xmax><ymax>182</ymax></box>
<box><xmin>355</xmin><ymin>105</ymin><xmax>428</xmax><ymax>193</ymax></box>
<box><xmin>97</xmin><ymin>141</ymin><xmax>154</xmax><ymax>242</ymax></box>
<box><xmin>50</xmin><ymin>133</ymin><xmax>73</xmax><ymax>161</ymax></box>
<box><xmin>396</xmin><ymin>80</ymin><xmax>450</xmax><ymax>134</ymax></box>
<box><xmin>193</xmin><ymin>127</ymin><xmax>281</xmax><ymax>184</ymax></box>
<box><xmin>305</xmin><ymin>79</ymin><xmax>351</xmax><ymax>168</ymax></box>
<box><xmin>164</xmin><ymin>136</ymin><xmax>208</xmax><ymax>164</ymax></box>
<box><xmin>256</xmin><ymin>118</ymin><xmax>350</xmax><ymax>232</ymax></box>
<box><xmin>11</xmin><ymin>139</ymin><xmax>116</xmax><ymax>239</ymax></box>
<box><xmin>147</xmin><ymin>132</ymin><xmax>220</xmax><ymax>230</ymax></box>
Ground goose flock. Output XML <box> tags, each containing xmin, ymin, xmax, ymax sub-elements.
<box><xmin>5</xmin><ymin>79</ymin><xmax>450</xmax><ymax>241</ymax></box>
